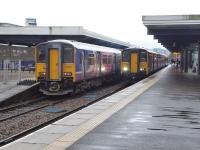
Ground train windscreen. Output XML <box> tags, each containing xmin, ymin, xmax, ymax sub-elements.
<box><xmin>122</xmin><ymin>51</ymin><xmax>129</xmax><ymax>62</ymax></box>
<box><xmin>63</xmin><ymin>46</ymin><xmax>74</xmax><ymax>63</ymax></box>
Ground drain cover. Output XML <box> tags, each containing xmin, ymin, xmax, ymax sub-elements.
<box><xmin>44</xmin><ymin>108</ymin><xmax>66</xmax><ymax>113</ymax></box>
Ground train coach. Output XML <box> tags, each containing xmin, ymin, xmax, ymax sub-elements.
<box><xmin>35</xmin><ymin>40</ymin><xmax>121</xmax><ymax>95</ymax></box>
<box><xmin>121</xmin><ymin>48</ymin><xmax>168</xmax><ymax>80</ymax></box>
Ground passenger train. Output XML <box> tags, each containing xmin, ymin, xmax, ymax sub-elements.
<box><xmin>35</xmin><ymin>40</ymin><xmax>168</xmax><ymax>95</ymax></box>
<box><xmin>35</xmin><ymin>40</ymin><xmax>121</xmax><ymax>95</ymax></box>
<box><xmin>121</xmin><ymin>48</ymin><xmax>168</xmax><ymax>80</ymax></box>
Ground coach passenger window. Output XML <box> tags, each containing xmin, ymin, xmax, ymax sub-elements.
<box><xmin>88</xmin><ymin>54</ymin><xmax>94</xmax><ymax>65</ymax></box>
<box><xmin>63</xmin><ymin>46</ymin><xmax>74</xmax><ymax>63</ymax></box>
<box><xmin>37</xmin><ymin>46</ymin><xmax>46</xmax><ymax>63</ymax></box>
<box><xmin>140</xmin><ymin>51</ymin><xmax>147</xmax><ymax>62</ymax></box>
<box><xmin>122</xmin><ymin>51</ymin><xmax>129</xmax><ymax>62</ymax></box>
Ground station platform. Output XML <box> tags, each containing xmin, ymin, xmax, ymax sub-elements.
<box><xmin>0</xmin><ymin>78</ymin><xmax>37</xmax><ymax>104</ymax></box>
<box><xmin>1</xmin><ymin>65</ymin><xmax>200</xmax><ymax>150</ymax></box>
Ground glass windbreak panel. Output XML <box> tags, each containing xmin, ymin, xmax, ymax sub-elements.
<box><xmin>37</xmin><ymin>45</ymin><xmax>46</xmax><ymax>63</ymax></box>
<box><xmin>122</xmin><ymin>51</ymin><xmax>129</xmax><ymax>62</ymax></box>
<box><xmin>63</xmin><ymin>46</ymin><xmax>74</xmax><ymax>63</ymax></box>
<box><xmin>140</xmin><ymin>51</ymin><xmax>147</xmax><ymax>62</ymax></box>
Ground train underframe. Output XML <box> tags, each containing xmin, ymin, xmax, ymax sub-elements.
<box><xmin>122</xmin><ymin>70</ymin><xmax>146</xmax><ymax>81</ymax></box>
<box><xmin>39</xmin><ymin>73</ymin><xmax>121</xmax><ymax>95</ymax></box>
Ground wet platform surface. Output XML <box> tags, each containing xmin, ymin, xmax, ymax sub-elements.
<box><xmin>67</xmin><ymin>66</ymin><xmax>200</xmax><ymax>150</ymax></box>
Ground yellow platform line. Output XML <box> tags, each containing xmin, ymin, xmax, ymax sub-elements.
<box><xmin>43</xmin><ymin>67</ymin><xmax>168</xmax><ymax>150</ymax></box>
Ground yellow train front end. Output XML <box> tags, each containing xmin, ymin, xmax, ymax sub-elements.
<box><xmin>121</xmin><ymin>50</ymin><xmax>131</xmax><ymax>79</ymax></box>
<box><xmin>121</xmin><ymin>48</ymin><xmax>148</xmax><ymax>80</ymax></box>
<box><xmin>35</xmin><ymin>42</ymin><xmax>76</xmax><ymax>95</ymax></box>
<box><xmin>121</xmin><ymin>48</ymin><xmax>168</xmax><ymax>81</ymax></box>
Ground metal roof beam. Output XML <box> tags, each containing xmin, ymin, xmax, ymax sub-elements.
<box><xmin>143</xmin><ymin>15</ymin><xmax>200</xmax><ymax>51</ymax></box>
<box><xmin>148</xmin><ymin>29</ymin><xmax>200</xmax><ymax>36</ymax></box>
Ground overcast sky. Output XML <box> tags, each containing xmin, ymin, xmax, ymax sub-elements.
<box><xmin>0</xmin><ymin>0</ymin><xmax>200</xmax><ymax>49</ymax></box>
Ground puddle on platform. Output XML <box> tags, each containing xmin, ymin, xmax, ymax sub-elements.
<box><xmin>151</xmin><ymin>107</ymin><xmax>200</xmax><ymax>132</ymax></box>
<box><xmin>147</xmin><ymin>128</ymin><xmax>167</xmax><ymax>131</ymax></box>
<box><xmin>82</xmin><ymin>94</ymin><xmax>97</xmax><ymax>100</ymax></box>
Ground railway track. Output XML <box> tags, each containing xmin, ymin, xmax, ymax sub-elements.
<box><xmin>0</xmin><ymin>96</ymin><xmax>47</xmax><ymax>112</ymax></box>
<box><xmin>0</xmin><ymin>81</ymin><xmax>129</xmax><ymax>146</ymax></box>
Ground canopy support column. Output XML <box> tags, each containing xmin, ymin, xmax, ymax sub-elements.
<box><xmin>198</xmin><ymin>43</ymin><xmax>200</xmax><ymax>75</ymax></box>
<box><xmin>184</xmin><ymin>50</ymin><xmax>188</xmax><ymax>72</ymax></box>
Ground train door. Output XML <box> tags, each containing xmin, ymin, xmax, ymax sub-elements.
<box><xmin>148</xmin><ymin>53</ymin><xmax>153</xmax><ymax>73</ymax></box>
<box><xmin>49</xmin><ymin>48</ymin><xmax>59</xmax><ymax>80</ymax></box>
<box><xmin>131</xmin><ymin>53</ymin><xmax>138</xmax><ymax>73</ymax></box>
<box><xmin>96</xmin><ymin>52</ymin><xmax>101</xmax><ymax>77</ymax></box>
<box><xmin>113</xmin><ymin>54</ymin><xmax>116</xmax><ymax>73</ymax></box>
<box><xmin>82</xmin><ymin>51</ymin><xmax>86</xmax><ymax>79</ymax></box>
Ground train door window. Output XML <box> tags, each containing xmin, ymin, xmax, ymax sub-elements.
<box><xmin>79</xmin><ymin>52</ymin><xmax>82</xmax><ymax>64</ymax></box>
<box><xmin>88</xmin><ymin>54</ymin><xmax>95</xmax><ymax>65</ymax></box>
<box><xmin>96</xmin><ymin>52</ymin><xmax>101</xmax><ymax>64</ymax></box>
<box><xmin>108</xmin><ymin>55</ymin><xmax>112</xmax><ymax>64</ymax></box>
<box><xmin>122</xmin><ymin>51</ymin><xmax>129</xmax><ymax>62</ymax></box>
<box><xmin>37</xmin><ymin>45</ymin><xmax>46</xmax><ymax>63</ymax></box>
<box><xmin>154</xmin><ymin>55</ymin><xmax>156</xmax><ymax>61</ymax></box>
<box><xmin>63</xmin><ymin>46</ymin><xmax>74</xmax><ymax>63</ymax></box>
<box><xmin>103</xmin><ymin>55</ymin><xmax>108</xmax><ymax>64</ymax></box>
<box><xmin>140</xmin><ymin>51</ymin><xmax>147</xmax><ymax>62</ymax></box>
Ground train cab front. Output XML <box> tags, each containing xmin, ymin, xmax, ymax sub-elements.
<box><xmin>35</xmin><ymin>41</ymin><xmax>75</xmax><ymax>95</ymax></box>
<box><xmin>121</xmin><ymin>50</ymin><xmax>131</xmax><ymax>80</ymax></box>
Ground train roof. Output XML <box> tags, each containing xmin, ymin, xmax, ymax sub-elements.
<box><xmin>37</xmin><ymin>39</ymin><xmax>121</xmax><ymax>54</ymax></box>
<box><xmin>124</xmin><ymin>47</ymin><xmax>166</xmax><ymax>56</ymax></box>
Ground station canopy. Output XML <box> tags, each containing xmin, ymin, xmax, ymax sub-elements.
<box><xmin>143</xmin><ymin>15</ymin><xmax>200</xmax><ymax>51</ymax></box>
<box><xmin>0</xmin><ymin>24</ymin><xmax>131</xmax><ymax>49</ymax></box>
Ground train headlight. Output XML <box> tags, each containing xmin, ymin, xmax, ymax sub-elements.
<box><xmin>38</xmin><ymin>72</ymin><xmax>46</xmax><ymax>80</ymax></box>
<box><xmin>39</xmin><ymin>72</ymin><xmax>46</xmax><ymax>76</ymax></box>
<box><xmin>123</xmin><ymin>67</ymin><xmax>128</xmax><ymax>71</ymax></box>
<box><xmin>64</xmin><ymin>72</ymin><xmax>72</xmax><ymax>76</ymax></box>
<box><xmin>140</xmin><ymin>68</ymin><xmax>144</xmax><ymax>71</ymax></box>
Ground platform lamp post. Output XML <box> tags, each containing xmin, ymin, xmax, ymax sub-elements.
<box><xmin>184</xmin><ymin>49</ymin><xmax>188</xmax><ymax>73</ymax></box>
